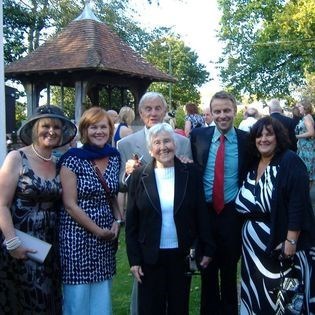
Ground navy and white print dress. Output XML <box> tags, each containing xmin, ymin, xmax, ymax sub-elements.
<box><xmin>59</xmin><ymin>155</ymin><xmax>120</xmax><ymax>284</ymax></box>
<box><xmin>235</xmin><ymin>164</ymin><xmax>312</xmax><ymax>315</ymax></box>
<box><xmin>185</xmin><ymin>114</ymin><xmax>204</xmax><ymax>129</ymax></box>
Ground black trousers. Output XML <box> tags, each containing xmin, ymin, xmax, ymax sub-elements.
<box><xmin>200</xmin><ymin>202</ymin><xmax>242</xmax><ymax>315</ymax></box>
<box><xmin>138</xmin><ymin>249</ymin><xmax>191</xmax><ymax>315</ymax></box>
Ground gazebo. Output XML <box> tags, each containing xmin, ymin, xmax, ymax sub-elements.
<box><xmin>4</xmin><ymin>2</ymin><xmax>175</xmax><ymax>122</ymax></box>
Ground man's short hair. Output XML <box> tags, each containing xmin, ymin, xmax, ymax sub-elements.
<box><xmin>268</xmin><ymin>99</ymin><xmax>282</xmax><ymax>112</ymax></box>
<box><xmin>138</xmin><ymin>92</ymin><xmax>167</xmax><ymax>112</ymax></box>
<box><xmin>210</xmin><ymin>91</ymin><xmax>237</xmax><ymax>111</ymax></box>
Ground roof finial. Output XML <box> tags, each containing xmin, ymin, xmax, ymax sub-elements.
<box><xmin>74</xmin><ymin>0</ymin><xmax>101</xmax><ymax>22</ymax></box>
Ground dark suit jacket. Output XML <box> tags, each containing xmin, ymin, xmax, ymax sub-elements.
<box><xmin>267</xmin><ymin>150</ymin><xmax>315</xmax><ymax>254</ymax></box>
<box><xmin>271</xmin><ymin>112</ymin><xmax>297</xmax><ymax>151</ymax></box>
<box><xmin>125</xmin><ymin>157</ymin><xmax>215</xmax><ymax>267</ymax></box>
<box><xmin>190</xmin><ymin>126</ymin><xmax>251</xmax><ymax>188</ymax></box>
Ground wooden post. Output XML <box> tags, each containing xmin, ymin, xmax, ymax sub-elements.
<box><xmin>0</xmin><ymin>0</ymin><xmax>7</xmax><ymax>164</ymax></box>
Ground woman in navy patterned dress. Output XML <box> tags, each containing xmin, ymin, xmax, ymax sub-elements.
<box><xmin>235</xmin><ymin>117</ymin><xmax>315</xmax><ymax>314</ymax></box>
<box><xmin>184</xmin><ymin>102</ymin><xmax>204</xmax><ymax>137</ymax></box>
<box><xmin>59</xmin><ymin>107</ymin><xmax>122</xmax><ymax>315</ymax></box>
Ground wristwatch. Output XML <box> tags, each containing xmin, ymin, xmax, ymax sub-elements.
<box><xmin>286</xmin><ymin>238</ymin><xmax>297</xmax><ymax>245</ymax></box>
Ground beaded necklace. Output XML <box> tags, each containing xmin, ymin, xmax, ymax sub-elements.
<box><xmin>31</xmin><ymin>144</ymin><xmax>52</xmax><ymax>162</ymax></box>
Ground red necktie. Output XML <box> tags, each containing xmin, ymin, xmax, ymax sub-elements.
<box><xmin>213</xmin><ymin>134</ymin><xmax>225</xmax><ymax>214</ymax></box>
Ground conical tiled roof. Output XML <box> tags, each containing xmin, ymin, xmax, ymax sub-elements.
<box><xmin>5</xmin><ymin>8</ymin><xmax>174</xmax><ymax>83</ymax></box>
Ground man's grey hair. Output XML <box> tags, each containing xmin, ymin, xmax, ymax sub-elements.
<box><xmin>138</xmin><ymin>92</ymin><xmax>168</xmax><ymax>112</ymax></box>
<box><xmin>268</xmin><ymin>99</ymin><xmax>282</xmax><ymax>113</ymax></box>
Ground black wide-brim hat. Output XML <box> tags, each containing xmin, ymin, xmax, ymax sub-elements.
<box><xmin>18</xmin><ymin>105</ymin><xmax>77</xmax><ymax>148</ymax></box>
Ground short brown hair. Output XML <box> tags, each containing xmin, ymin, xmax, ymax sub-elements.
<box><xmin>79</xmin><ymin>107</ymin><xmax>114</xmax><ymax>144</ymax></box>
<box><xmin>210</xmin><ymin>91</ymin><xmax>237</xmax><ymax>112</ymax></box>
<box><xmin>185</xmin><ymin>102</ymin><xmax>199</xmax><ymax>115</ymax></box>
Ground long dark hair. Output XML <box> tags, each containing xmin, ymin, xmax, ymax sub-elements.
<box><xmin>249</xmin><ymin>116</ymin><xmax>291</xmax><ymax>157</ymax></box>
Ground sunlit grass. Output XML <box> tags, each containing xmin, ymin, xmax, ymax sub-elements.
<box><xmin>112</xmin><ymin>228</ymin><xmax>202</xmax><ymax>315</ymax></box>
<box><xmin>113</xmin><ymin>228</ymin><xmax>240</xmax><ymax>315</ymax></box>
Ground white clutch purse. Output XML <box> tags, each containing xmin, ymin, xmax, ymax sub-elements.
<box><xmin>14</xmin><ymin>229</ymin><xmax>52</xmax><ymax>263</ymax></box>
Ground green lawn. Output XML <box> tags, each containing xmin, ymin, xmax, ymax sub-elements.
<box><xmin>112</xmin><ymin>228</ymin><xmax>203</xmax><ymax>315</ymax></box>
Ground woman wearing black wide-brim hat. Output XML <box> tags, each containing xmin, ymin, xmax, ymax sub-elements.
<box><xmin>0</xmin><ymin>105</ymin><xmax>76</xmax><ymax>314</ymax></box>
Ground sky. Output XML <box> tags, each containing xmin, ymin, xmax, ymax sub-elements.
<box><xmin>9</xmin><ymin>0</ymin><xmax>224</xmax><ymax>108</ymax></box>
<box><xmin>128</xmin><ymin>0</ymin><xmax>223</xmax><ymax>107</ymax></box>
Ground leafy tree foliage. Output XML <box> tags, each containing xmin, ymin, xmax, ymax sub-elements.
<box><xmin>297</xmin><ymin>73</ymin><xmax>315</xmax><ymax>103</ymax></box>
<box><xmin>145</xmin><ymin>37</ymin><xmax>209</xmax><ymax>108</ymax></box>
<box><xmin>4</xmin><ymin>0</ymin><xmax>209</xmax><ymax>125</ymax></box>
<box><xmin>217</xmin><ymin>0</ymin><xmax>315</xmax><ymax>100</ymax></box>
<box><xmin>3</xmin><ymin>0</ymin><xmax>58</xmax><ymax>63</ymax></box>
<box><xmin>14</xmin><ymin>101</ymin><xmax>27</xmax><ymax>129</ymax></box>
<box><xmin>3</xmin><ymin>0</ymin><xmax>164</xmax><ymax>63</ymax></box>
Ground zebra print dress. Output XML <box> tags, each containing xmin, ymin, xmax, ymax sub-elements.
<box><xmin>235</xmin><ymin>164</ymin><xmax>312</xmax><ymax>314</ymax></box>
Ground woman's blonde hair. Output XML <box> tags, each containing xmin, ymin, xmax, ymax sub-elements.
<box><xmin>300</xmin><ymin>99</ymin><xmax>314</xmax><ymax>115</ymax></box>
<box><xmin>119</xmin><ymin>106</ymin><xmax>135</xmax><ymax>126</ymax></box>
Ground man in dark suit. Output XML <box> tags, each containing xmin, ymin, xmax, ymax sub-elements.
<box><xmin>190</xmin><ymin>91</ymin><xmax>251</xmax><ymax>315</ymax></box>
<box><xmin>269</xmin><ymin>98</ymin><xmax>297</xmax><ymax>151</ymax></box>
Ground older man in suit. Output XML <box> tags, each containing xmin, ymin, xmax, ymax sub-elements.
<box><xmin>117</xmin><ymin>91</ymin><xmax>192</xmax><ymax>315</ymax></box>
<box><xmin>117</xmin><ymin>92</ymin><xmax>192</xmax><ymax>187</ymax></box>
<box><xmin>190</xmin><ymin>91</ymin><xmax>251</xmax><ymax>315</ymax></box>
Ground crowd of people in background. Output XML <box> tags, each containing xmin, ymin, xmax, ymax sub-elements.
<box><xmin>0</xmin><ymin>90</ymin><xmax>314</xmax><ymax>315</ymax></box>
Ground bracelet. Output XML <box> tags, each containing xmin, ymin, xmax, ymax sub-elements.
<box><xmin>5</xmin><ymin>236</ymin><xmax>22</xmax><ymax>251</ymax></box>
<box><xmin>286</xmin><ymin>238</ymin><xmax>297</xmax><ymax>245</ymax></box>
<box><xmin>115</xmin><ymin>219</ymin><xmax>123</xmax><ymax>225</ymax></box>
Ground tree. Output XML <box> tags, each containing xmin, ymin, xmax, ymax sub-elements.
<box><xmin>15</xmin><ymin>101</ymin><xmax>27</xmax><ymax>129</ymax></box>
<box><xmin>297</xmin><ymin>73</ymin><xmax>315</xmax><ymax>103</ymax></box>
<box><xmin>3</xmin><ymin>0</ymin><xmax>58</xmax><ymax>63</ymax></box>
<box><xmin>217</xmin><ymin>0</ymin><xmax>315</xmax><ymax>100</ymax></box>
<box><xmin>145</xmin><ymin>37</ymin><xmax>209</xmax><ymax>108</ymax></box>
<box><xmin>3</xmin><ymin>0</ymin><xmax>166</xmax><ymax>63</ymax></box>
<box><xmin>4</xmin><ymin>0</ymin><xmax>209</xmax><ymax>125</ymax></box>
<box><xmin>4</xmin><ymin>0</ymin><xmax>167</xmax><ymax>125</ymax></box>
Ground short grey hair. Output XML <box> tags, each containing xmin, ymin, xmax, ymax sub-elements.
<box><xmin>268</xmin><ymin>99</ymin><xmax>282</xmax><ymax>112</ymax></box>
<box><xmin>138</xmin><ymin>92</ymin><xmax>168</xmax><ymax>112</ymax></box>
<box><xmin>146</xmin><ymin>123</ymin><xmax>175</xmax><ymax>150</ymax></box>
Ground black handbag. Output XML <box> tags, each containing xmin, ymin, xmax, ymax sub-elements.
<box><xmin>185</xmin><ymin>248</ymin><xmax>200</xmax><ymax>276</ymax></box>
<box><xmin>276</xmin><ymin>261</ymin><xmax>304</xmax><ymax>315</ymax></box>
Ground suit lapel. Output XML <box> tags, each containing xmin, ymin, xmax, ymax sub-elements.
<box><xmin>141</xmin><ymin>158</ymin><xmax>189</xmax><ymax>216</ymax></box>
<box><xmin>173</xmin><ymin>159</ymin><xmax>189</xmax><ymax>214</ymax></box>
<box><xmin>201</xmin><ymin>128</ymin><xmax>214</xmax><ymax>169</ymax></box>
<box><xmin>133</xmin><ymin>129</ymin><xmax>151</xmax><ymax>165</ymax></box>
<box><xmin>235</xmin><ymin>128</ymin><xmax>247</xmax><ymax>185</ymax></box>
<box><xmin>141</xmin><ymin>162</ymin><xmax>162</xmax><ymax>215</ymax></box>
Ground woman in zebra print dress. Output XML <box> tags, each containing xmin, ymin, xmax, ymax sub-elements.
<box><xmin>235</xmin><ymin>116</ymin><xmax>315</xmax><ymax>314</ymax></box>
